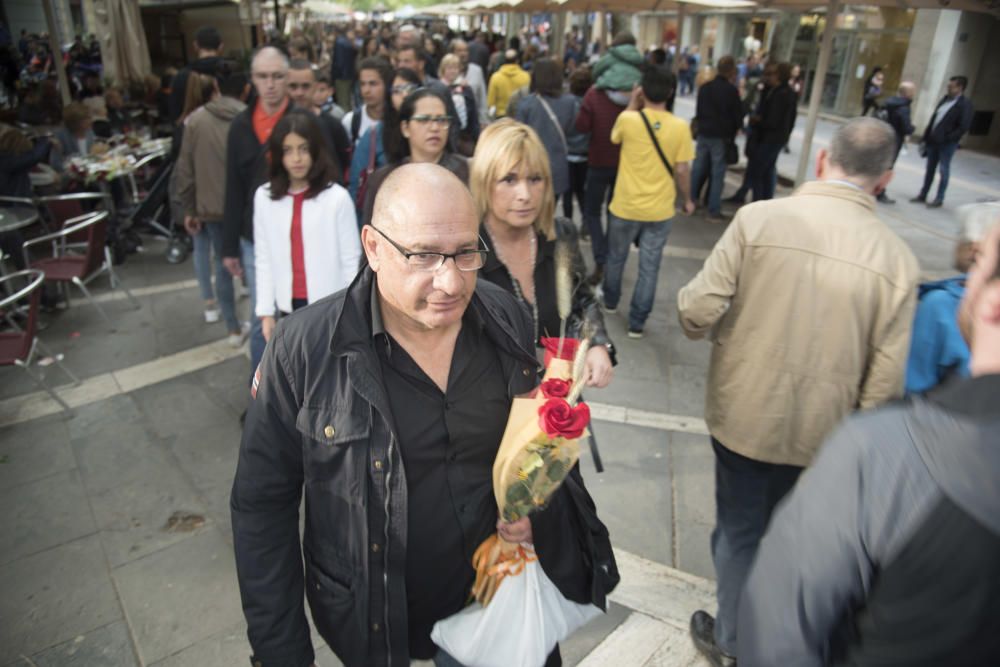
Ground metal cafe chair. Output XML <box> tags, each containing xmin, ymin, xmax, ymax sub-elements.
<box><xmin>0</xmin><ymin>269</ymin><xmax>80</xmax><ymax>412</ymax></box>
<box><xmin>22</xmin><ymin>210</ymin><xmax>140</xmax><ymax>331</ymax></box>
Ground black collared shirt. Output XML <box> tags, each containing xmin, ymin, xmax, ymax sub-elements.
<box><xmin>372</xmin><ymin>290</ymin><xmax>510</xmax><ymax>659</ymax></box>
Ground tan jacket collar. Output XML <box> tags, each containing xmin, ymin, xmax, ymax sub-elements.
<box><xmin>793</xmin><ymin>180</ymin><xmax>877</xmax><ymax>213</ymax></box>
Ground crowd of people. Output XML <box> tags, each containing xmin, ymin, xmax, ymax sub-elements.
<box><xmin>0</xmin><ymin>15</ymin><xmax>996</xmax><ymax>667</ymax></box>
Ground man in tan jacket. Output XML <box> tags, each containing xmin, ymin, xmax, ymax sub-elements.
<box><xmin>677</xmin><ymin>117</ymin><xmax>920</xmax><ymax>667</ymax></box>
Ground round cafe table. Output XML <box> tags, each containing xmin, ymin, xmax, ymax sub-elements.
<box><xmin>0</xmin><ymin>206</ymin><xmax>39</xmax><ymax>234</ymax></box>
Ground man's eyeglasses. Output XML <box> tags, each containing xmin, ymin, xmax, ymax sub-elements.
<box><xmin>409</xmin><ymin>114</ymin><xmax>453</xmax><ymax>127</ymax></box>
<box><xmin>369</xmin><ymin>226</ymin><xmax>488</xmax><ymax>272</ymax></box>
<box><xmin>391</xmin><ymin>83</ymin><xmax>420</xmax><ymax>95</ymax></box>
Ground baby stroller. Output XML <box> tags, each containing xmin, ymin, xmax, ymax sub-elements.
<box><xmin>123</xmin><ymin>150</ymin><xmax>189</xmax><ymax>264</ymax></box>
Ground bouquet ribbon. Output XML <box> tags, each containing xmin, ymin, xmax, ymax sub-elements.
<box><xmin>471</xmin><ymin>534</ymin><xmax>538</xmax><ymax>607</ymax></box>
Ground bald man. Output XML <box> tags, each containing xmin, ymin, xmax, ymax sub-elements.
<box><xmin>222</xmin><ymin>46</ymin><xmax>292</xmax><ymax>392</ymax></box>
<box><xmin>231</xmin><ymin>164</ymin><xmax>617</xmax><ymax>667</ymax></box>
<box><xmin>877</xmin><ymin>81</ymin><xmax>916</xmax><ymax>204</ymax></box>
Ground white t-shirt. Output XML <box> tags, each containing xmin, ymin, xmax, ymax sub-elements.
<box><xmin>342</xmin><ymin>105</ymin><xmax>377</xmax><ymax>146</ymax></box>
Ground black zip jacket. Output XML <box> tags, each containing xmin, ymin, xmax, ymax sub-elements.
<box><xmin>753</xmin><ymin>83</ymin><xmax>798</xmax><ymax>146</ymax></box>
<box><xmin>231</xmin><ymin>267</ymin><xmax>618</xmax><ymax>667</ymax></box>
<box><xmin>221</xmin><ymin>99</ymin><xmax>290</xmax><ymax>258</ymax></box>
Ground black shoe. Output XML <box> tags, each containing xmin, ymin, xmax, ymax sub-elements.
<box><xmin>723</xmin><ymin>194</ymin><xmax>745</xmax><ymax>205</ymax></box>
<box><xmin>876</xmin><ymin>192</ymin><xmax>895</xmax><ymax>204</ymax></box>
<box><xmin>690</xmin><ymin>611</ymin><xmax>737</xmax><ymax>667</ymax></box>
<box><xmin>909</xmin><ymin>195</ymin><xmax>926</xmax><ymax>204</ymax></box>
<box><xmin>927</xmin><ymin>200</ymin><xmax>943</xmax><ymax>208</ymax></box>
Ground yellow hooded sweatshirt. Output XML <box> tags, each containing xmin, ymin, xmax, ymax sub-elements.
<box><xmin>487</xmin><ymin>63</ymin><xmax>531</xmax><ymax>117</ymax></box>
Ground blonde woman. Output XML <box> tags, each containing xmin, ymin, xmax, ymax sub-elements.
<box><xmin>472</xmin><ymin>119</ymin><xmax>616</xmax><ymax>387</ymax></box>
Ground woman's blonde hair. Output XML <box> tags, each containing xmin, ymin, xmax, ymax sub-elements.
<box><xmin>470</xmin><ymin>119</ymin><xmax>555</xmax><ymax>239</ymax></box>
<box><xmin>439</xmin><ymin>53</ymin><xmax>461</xmax><ymax>73</ymax></box>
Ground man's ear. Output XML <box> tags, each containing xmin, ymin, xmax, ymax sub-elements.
<box><xmin>361</xmin><ymin>225</ymin><xmax>380</xmax><ymax>271</ymax></box>
<box><xmin>814</xmin><ymin>147</ymin><xmax>828</xmax><ymax>179</ymax></box>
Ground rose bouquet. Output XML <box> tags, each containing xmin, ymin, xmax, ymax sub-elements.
<box><xmin>431</xmin><ymin>338</ymin><xmax>602</xmax><ymax>667</ymax></box>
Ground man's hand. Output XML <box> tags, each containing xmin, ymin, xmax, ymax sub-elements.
<box><xmin>183</xmin><ymin>215</ymin><xmax>201</xmax><ymax>235</ymax></box>
<box><xmin>261</xmin><ymin>315</ymin><xmax>275</xmax><ymax>342</ymax></box>
<box><xmin>223</xmin><ymin>256</ymin><xmax>243</xmax><ymax>278</ymax></box>
<box><xmin>626</xmin><ymin>83</ymin><xmax>644</xmax><ymax>112</ymax></box>
<box><xmin>584</xmin><ymin>345</ymin><xmax>614</xmax><ymax>388</ymax></box>
<box><xmin>497</xmin><ymin>517</ymin><xmax>533</xmax><ymax>544</ymax></box>
<box><xmin>683</xmin><ymin>199</ymin><xmax>697</xmax><ymax>215</ymax></box>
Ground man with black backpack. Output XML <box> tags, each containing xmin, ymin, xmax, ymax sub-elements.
<box><xmin>875</xmin><ymin>81</ymin><xmax>916</xmax><ymax>204</ymax></box>
<box><xmin>341</xmin><ymin>57</ymin><xmax>389</xmax><ymax>149</ymax></box>
<box><xmin>601</xmin><ymin>65</ymin><xmax>695</xmax><ymax>339</ymax></box>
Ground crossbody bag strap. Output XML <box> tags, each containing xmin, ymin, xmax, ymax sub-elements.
<box><xmin>536</xmin><ymin>94</ymin><xmax>568</xmax><ymax>153</ymax></box>
<box><xmin>639</xmin><ymin>110</ymin><xmax>673</xmax><ymax>179</ymax></box>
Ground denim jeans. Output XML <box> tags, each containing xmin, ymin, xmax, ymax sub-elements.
<box><xmin>240</xmin><ymin>237</ymin><xmax>266</xmax><ymax>384</ymax></box>
<box><xmin>919</xmin><ymin>141</ymin><xmax>958</xmax><ymax>203</ymax></box>
<box><xmin>691</xmin><ymin>137</ymin><xmax>727</xmax><ymax>215</ymax></box>
<box><xmin>582</xmin><ymin>166</ymin><xmax>616</xmax><ymax>267</ymax></box>
<box><xmin>602</xmin><ymin>214</ymin><xmax>673</xmax><ymax>332</ymax></box>
<box><xmin>748</xmin><ymin>141</ymin><xmax>783</xmax><ymax>201</ymax></box>
<box><xmin>710</xmin><ymin>437</ymin><xmax>802</xmax><ymax>656</ymax></box>
<box><xmin>192</xmin><ymin>222</ymin><xmax>240</xmax><ymax>333</ymax></box>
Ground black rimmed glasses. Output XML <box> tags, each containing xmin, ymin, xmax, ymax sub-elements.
<box><xmin>409</xmin><ymin>114</ymin><xmax>453</xmax><ymax>127</ymax></box>
<box><xmin>369</xmin><ymin>226</ymin><xmax>489</xmax><ymax>272</ymax></box>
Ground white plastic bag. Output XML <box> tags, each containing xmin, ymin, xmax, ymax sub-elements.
<box><xmin>431</xmin><ymin>555</ymin><xmax>602</xmax><ymax>667</ymax></box>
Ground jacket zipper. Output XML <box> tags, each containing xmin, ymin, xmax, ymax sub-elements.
<box><xmin>382</xmin><ymin>433</ymin><xmax>394</xmax><ymax>665</ymax></box>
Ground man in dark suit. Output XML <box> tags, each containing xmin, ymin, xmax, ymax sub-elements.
<box><xmin>912</xmin><ymin>75</ymin><xmax>973</xmax><ymax>209</ymax></box>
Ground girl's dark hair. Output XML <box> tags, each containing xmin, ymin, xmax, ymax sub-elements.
<box><xmin>568</xmin><ymin>66</ymin><xmax>593</xmax><ymax>97</ymax></box>
<box><xmin>391</xmin><ymin>87</ymin><xmax>452</xmax><ymax>162</ymax></box>
<box><xmin>382</xmin><ymin>67</ymin><xmax>424</xmax><ymax>163</ymax></box>
<box><xmin>267</xmin><ymin>109</ymin><xmax>339</xmax><ymax>199</ymax></box>
<box><xmin>530</xmin><ymin>58</ymin><xmax>564</xmax><ymax>97</ymax></box>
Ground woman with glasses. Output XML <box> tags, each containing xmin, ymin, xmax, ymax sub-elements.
<box><xmin>360</xmin><ymin>87</ymin><xmax>468</xmax><ymax>227</ymax></box>
<box><xmin>348</xmin><ymin>66</ymin><xmax>418</xmax><ymax>218</ymax></box>
<box><xmin>254</xmin><ymin>110</ymin><xmax>361</xmax><ymax>342</ymax></box>
<box><xmin>472</xmin><ymin>119</ymin><xmax>616</xmax><ymax>387</ymax></box>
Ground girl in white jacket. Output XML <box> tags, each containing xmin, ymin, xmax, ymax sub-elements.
<box><xmin>254</xmin><ymin>110</ymin><xmax>361</xmax><ymax>341</ymax></box>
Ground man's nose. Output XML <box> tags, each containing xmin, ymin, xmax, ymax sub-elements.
<box><xmin>433</xmin><ymin>257</ymin><xmax>464</xmax><ymax>293</ymax></box>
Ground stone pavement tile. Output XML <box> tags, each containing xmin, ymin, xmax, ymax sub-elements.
<box><xmin>149</xmin><ymin>289</ymin><xmax>217</xmax><ymax>335</ymax></box>
<box><xmin>0</xmin><ymin>417</ymin><xmax>74</xmax><ymax>490</ymax></box>
<box><xmin>670</xmin><ymin>433</ymin><xmax>716</xmax><ymax>527</ymax></box>
<box><xmin>68</xmin><ymin>394</ymin><xmax>146</xmax><ymax>440</ymax></box>
<box><xmin>90</xmin><ymin>456</ymin><xmax>210</xmax><ymax>568</ymax></box>
<box><xmin>580</xmin><ymin>422</ymin><xmax>673</xmax><ymax>566</ymax></box>
<box><xmin>72</xmin><ymin>419</ymin><xmax>170</xmax><ymax>496</ymax></box>
<box><xmin>584</xmin><ymin>376</ymin><xmax>670</xmax><ymax>415</ymax></box>
<box><xmin>675</xmin><ymin>520</ymin><xmax>716</xmax><ymax>583</ymax></box>
<box><xmin>665</xmin><ymin>365</ymin><xmax>706</xmax><ymax>419</ymax></box>
<box><xmin>130</xmin><ymin>375</ymin><xmax>237</xmax><ymax>440</ymax></box>
<box><xmin>313</xmin><ymin>644</ymin><xmax>345</xmax><ymax>667</ymax></box>
<box><xmin>188</xmin><ymin>356</ymin><xmax>250</xmax><ymax>417</ymax></box>
<box><xmin>576</xmin><ymin>612</ymin><xmax>675</xmax><ymax>667</ymax></box>
<box><xmin>168</xmin><ymin>420</ymin><xmax>242</xmax><ymax>492</ymax></box>
<box><xmin>26</xmin><ymin>620</ymin><xmax>138</xmax><ymax>667</ymax></box>
<box><xmin>155</xmin><ymin>320</ymin><xmax>231</xmax><ymax>359</ymax></box>
<box><xmin>0</xmin><ymin>535</ymin><xmax>122</xmax><ymax>666</ymax></box>
<box><xmin>0</xmin><ymin>469</ymin><xmax>96</xmax><ymax>567</ymax></box>
<box><xmin>113</xmin><ymin>529</ymin><xmax>244</xmax><ymax>665</ymax></box>
<box><xmin>562</xmin><ymin>601</ymin><xmax>631</xmax><ymax>666</ymax></box>
<box><xmin>664</xmin><ymin>325</ymin><xmax>712</xmax><ymax>369</ymax></box>
<box><xmin>606</xmin><ymin>331</ymin><xmax>670</xmax><ymax>383</ymax></box>
<box><xmin>148</xmin><ymin>620</ymin><xmax>249</xmax><ymax>667</ymax></box>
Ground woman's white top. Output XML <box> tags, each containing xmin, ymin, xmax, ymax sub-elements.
<box><xmin>252</xmin><ymin>182</ymin><xmax>362</xmax><ymax>317</ymax></box>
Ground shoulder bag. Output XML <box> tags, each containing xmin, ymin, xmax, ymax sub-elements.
<box><xmin>639</xmin><ymin>110</ymin><xmax>673</xmax><ymax>179</ymax></box>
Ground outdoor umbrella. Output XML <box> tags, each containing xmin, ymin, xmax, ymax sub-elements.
<box><xmin>752</xmin><ymin>0</ymin><xmax>1000</xmax><ymax>184</ymax></box>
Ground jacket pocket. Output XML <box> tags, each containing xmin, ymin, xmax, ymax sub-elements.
<box><xmin>304</xmin><ymin>551</ymin><xmax>366</xmax><ymax>665</ymax></box>
<box><xmin>296</xmin><ymin>404</ymin><xmax>371</xmax><ymax>482</ymax></box>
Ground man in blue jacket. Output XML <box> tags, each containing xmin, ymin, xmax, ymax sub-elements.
<box><xmin>906</xmin><ymin>202</ymin><xmax>997</xmax><ymax>393</ymax></box>
<box><xmin>911</xmin><ymin>75</ymin><xmax>973</xmax><ymax>209</ymax></box>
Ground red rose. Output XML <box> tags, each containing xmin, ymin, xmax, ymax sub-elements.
<box><xmin>538</xmin><ymin>397</ymin><xmax>590</xmax><ymax>440</ymax></box>
<box><xmin>539</xmin><ymin>378</ymin><xmax>571</xmax><ymax>399</ymax></box>
<box><xmin>540</xmin><ymin>337</ymin><xmax>580</xmax><ymax>365</ymax></box>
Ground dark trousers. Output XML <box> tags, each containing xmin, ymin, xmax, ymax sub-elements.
<box><xmin>748</xmin><ymin>142</ymin><xmax>783</xmax><ymax>201</ymax></box>
<box><xmin>563</xmin><ymin>159</ymin><xmax>588</xmax><ymax>221</ymax></box>
<box><xmin>711</xmin><ymin>437</ymin><xmax>803</xmax><ymax>655</ymax></box>
<box><xmin>582</xmin><ymin>166</ymin><xmax>616</xmax><ymax>266</ymax></box>
<box><xmin>919</xmin><ymin>141</ymin><xmax>958</xmax><ymax>203</ymax></box>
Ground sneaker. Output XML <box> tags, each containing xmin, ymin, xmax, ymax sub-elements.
<box><xmin>689</xmin><ymin>611</ymin><xmax>737</xmax><ymax>667</ymax></box>
<box><xmin>600</xmin><ymin>299</ymin><xmax>617</xmax><ymax>314</ymax></box>
<box><xmin>204</xmin><ymin>308</ymin><xmax>221</xmax><ymax>324</ymax></box>
<box><xmin>927</xmin><ymin>200</ymin><xmax>943</xmax><ymax>209</ymax></box>
<box><xmin>706</xmin><ymin>212</ymin><xmax>727</xmax><ymax>224</ymax></box>
<box><xmin>627</xmin><ymin>328</ymin><xmax>644</xmax><ymax>339</ymax></box>
<box><xmin>227</xmin><ymin>321</ymin><xmax>251</xmax><ymax>348</ymax></box>
<box><xmin>909</xmin><ymin>195</ymin><xmax>926</xmax><ymax>204</ymax></box>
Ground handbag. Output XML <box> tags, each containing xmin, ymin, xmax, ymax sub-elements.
<box><xmin>639</xmin><ymin>110</ymin><xmax>674</xmax><ymax>179</ymax></box>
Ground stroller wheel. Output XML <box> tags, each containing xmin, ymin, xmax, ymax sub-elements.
<box><xmin>166</xmin><ymin>239</ymin><xmax>189</xmax><ymax>264</ymax></box>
